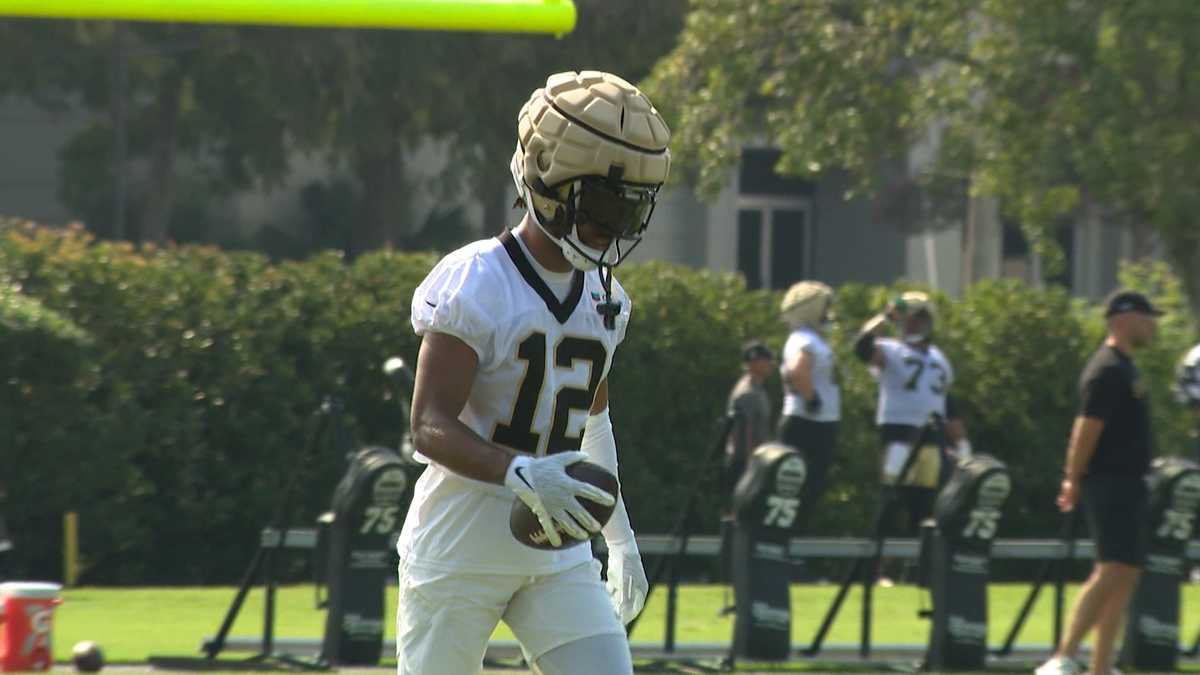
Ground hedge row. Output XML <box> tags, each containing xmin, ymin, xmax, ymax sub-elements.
<box><xmin>1</xmin><ymin>221</ymin><xmax>1195</xmax><ymax>584</ymax></box>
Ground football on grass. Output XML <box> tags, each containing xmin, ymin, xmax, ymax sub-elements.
<box><xmin>72</xmin><ymin>641</ymin><xmax>104</xmax><ymax>673</ymax></box>
<box><xmin>510</xmin><ymin>461</ymin><xmax>619</xmax><ymax>550</ymax></box>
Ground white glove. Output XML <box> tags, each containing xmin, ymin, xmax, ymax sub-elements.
<box><xmin>504</xmin><ymin>451</ymin><xmax>615</xmax><ymax>548</ymax></box>
<box><xmin>606</xmin><ymin>536</ymin><xmax>647</xmax><ymax>624</ymax></box>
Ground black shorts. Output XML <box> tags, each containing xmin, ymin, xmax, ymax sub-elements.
<box><xmin>778</xmin><ymin>416</ymin><xmax>838</xmax><ymax>509</ymax></box>
<box><xmin>1081</xmin><ymin>473</ymin><xmax>1148</xmax><ymax>566</ymax></box>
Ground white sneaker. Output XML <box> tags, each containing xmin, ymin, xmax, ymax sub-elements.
<box><xmin>1035</xmin><ymin>656</ymin><xmax>1082</xmax><ymax>675</ymax></box>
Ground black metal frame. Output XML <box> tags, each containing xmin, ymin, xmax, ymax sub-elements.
<box><xmin>150</xmin><ymin>397</ymin><xmax>352</xmax><ymax>672</ymax></box>
<box><xmin>992</xmin><ymin>510</ymin><xmax>1080</xmax><ymax>658</ymax></box>
<box><xmin>626</xmin><ymin>413</ymin><xmax>737</xmax><ymax>652</ymax></box>
<box><xmin>803</xmin><ymin>419</ymin><xmax>938</xmax><ymax>659</ymax></box>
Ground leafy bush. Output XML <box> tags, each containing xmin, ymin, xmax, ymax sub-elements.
<box><xmin>0</xmin><ymin>220</ymin><xmax>1195</xmax><ymax>583</ymax></box>
<box><xmin>0</xmin><ymin>277</ymin><xmax>92</xmax><ymax>580</ymax></box>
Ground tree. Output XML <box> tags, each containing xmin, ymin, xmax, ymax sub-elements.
<box><xmin>646</xmin><ymin>0</ymin><xmax>1200</xmax><ymax>314</ymax></box>
<box><xmin>0</xmin><ymin>20</ymin><xmax>315</xmax><ymax>243</ymax></box>
<box><xmin>0</xmin><ymin>3</ymin><xmax>688</xmax><ymax>254</ymax></box>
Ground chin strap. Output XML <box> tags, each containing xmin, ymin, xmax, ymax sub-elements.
<box><xmin>596</xmin><ymin>263</ymin><xmax>621</xmax><ymax>330</ymax></box>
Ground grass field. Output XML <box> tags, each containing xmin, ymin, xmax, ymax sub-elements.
<box><xmin>45</xmin><ymin>582</ymin><xmax>1200</xmax><ymax>666</ymax></box>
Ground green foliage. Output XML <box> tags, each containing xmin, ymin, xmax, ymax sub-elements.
<box><xmin>648</xmin><ymin>0</ymin><xmax>1200</xmax><ymax>310</ymax></box>
<box><xmin>0</xmin><ymin>256</ymin><xmax>93</xmax><ymax>584</ymax></box>
<box><xmin>0</xmin><ymin>222</ymin><xmax>432</xmax><ymax>582</ymax></box>
<box><xmin>611</xmin><ymin>263</ymin><xmax>779</xmax><ymax>533</ymax></box>
<box><xmin>0</xmin><ymin>1</ymin><xmax>688</xmax><ymax>256</ymax></box>
<box><xmin>2</xmin><ymin>222</ymin><xmax>1197</xmax><ymax>582</ymax></box>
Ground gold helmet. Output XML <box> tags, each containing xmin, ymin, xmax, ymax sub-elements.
<box><xmin>780</xmin><ymin>281</ymin><xmax>834</xmax><ymax>329</ymax></box>
<box><xmin>510</xmin><ymin>71</ymin><xmax>671</xmax><ymax>274</ymax></box>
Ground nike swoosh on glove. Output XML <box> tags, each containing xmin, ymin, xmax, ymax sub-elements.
<box><xmin>504</xmin><ymin>451</ymin><xmax>615</xmax><ymax>548</ymax></box>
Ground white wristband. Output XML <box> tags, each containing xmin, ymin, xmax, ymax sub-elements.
<box><xmin>581</xmin><ymin>409</ymin><xmax>634</xmax><ymax>546</ymax></box>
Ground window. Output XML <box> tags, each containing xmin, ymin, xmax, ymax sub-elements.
<box><xmin>737</xmin><ymin>210</ymin><xmax>764</xmax><ymax>290</ymax></box>
<box><xmin>1002</xmin><ymin>220</ymin><xmax>1075</xmax><ymax>288</ymax></box>
<box><xmin>770</xmin><ymin>209</ymin><xmax>807</xmax><ymax>290</ymax></box>
<box><xmin>737</xmin><ymin>202</ymin><xmax>810</xmax><ymax>290</ymax></box>
<box><xmin>735</xmin><ymin>148</ymin><xmax>814</xmax><ymax>290</ymax></box>
<box><xmin>739</xmin><ymin>149</ymin><xmax>815</xmax><ymax>197</ymax></box>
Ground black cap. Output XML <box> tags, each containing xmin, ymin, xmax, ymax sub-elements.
<box><xmin>1103</xmin><ymin>289</ymin><xmax>1164</xmax><ymax>318</ymax></box>
<box><xmin>741</xmin><ymin>341</ymin><xmax>775</xmax><ymax>362</ymax></box>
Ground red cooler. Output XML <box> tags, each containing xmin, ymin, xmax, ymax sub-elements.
<box><xmin>0</xmin><ymin>582</ymin><xmax>63</xmax><ymax>672</ymax></box>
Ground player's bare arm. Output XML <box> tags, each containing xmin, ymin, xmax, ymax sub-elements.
<box><xmin>410</xmin><ymin>330</ymin><xmax>515</xmax><ymax>485</ymax></box>
<box><xmin>590</xmin><ymin>378</ymin><xmax>609</xmax><ymax>414</ymax></box>
<box><xmin>785</xmin><ymin>349</ymin><xmax>813</xmax><ymax>397</ymax></box>
<box><xmin>1057</xmin><ymin>416</ymin><xmax>1105</xmax><ymax>511</ymax></box>
<box><xmin>784</xmin><ymin>348</ymin><xmax>824</xmax><ymax>415</ymax></box>
<box><xmin>945</xmin><ymin>417</ymin><xmax>966</xmax><ymax>445</ymax></box>
<box><xmin>854</xmin><ymin>313</ymin><xmax>888</xmax><ymax>368</ymax></box>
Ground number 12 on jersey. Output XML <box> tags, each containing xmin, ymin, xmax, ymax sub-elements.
<box><xmin>492</xmin><ymin>332</ymin><xmax>607</xmax><ymax>456</ymax></box>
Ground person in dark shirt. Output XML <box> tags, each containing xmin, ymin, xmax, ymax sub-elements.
<box><xmin>1037</xmin><ymin>290</ymin><xmax>1162</xmax><ymax>675</ymax></box>
<box><xmin>724</xmin><ymin>341</ymin><xmax>776</xmax><ymax>502</ymax></box>
<box><xmin>718</xmin><ymin>341</ymin><xmax>775</xmax><ymax>607</ymax></box>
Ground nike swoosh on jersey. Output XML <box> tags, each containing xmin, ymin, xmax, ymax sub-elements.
<box><xmin>425</xmin><ymin>300</ymin><xmax>438</xmax><ymax>308</ymax></box>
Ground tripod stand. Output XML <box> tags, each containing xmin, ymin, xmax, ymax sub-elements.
<box><xmin>804</xmin><ymin>420</ymin><xmax>938</xmax><ymax>659</ymax></box>
<box><xmin>151</xmin><ymin>397</ymin><xmax>351</xmax><ymax>671</ymax></box>
<box><xmin>993</xmin><ymin>510</ymin><xmax>1081</xmax><ymax>657</ymax></box>
<box><xmin>625</xmin><ymin>413</ymin><xmax>736</xmax><ymax>653</ymax></box>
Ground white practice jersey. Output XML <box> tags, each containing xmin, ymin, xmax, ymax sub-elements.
<box><xmin>781</xmin><ymin>328</ymin><xmax>841</xmax><ymax>422</ymax></box>
<box><xmin>1177</xmin><ymin>343</ymin><xmax>1200</xmax><ymax>404</ymax></box>
<box><xmin>398</xmin><ymin>230</ymin><xmax>631</xmax><ymax>575</ymax></box>
<box><xmin>873</xmin><ymin>338</ymin><xmax>953</xmax><ymax>427</ymax></box>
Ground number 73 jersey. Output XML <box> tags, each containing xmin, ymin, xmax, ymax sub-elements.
<box><xmin>398</xmin><ymin>231</ymin><xmax>630</xmax><ymax>575</ymax></box>
<box><xmin>873</xmin><ymin>338</ymin><xmax>954</xmax><ymax>427</ymax></box>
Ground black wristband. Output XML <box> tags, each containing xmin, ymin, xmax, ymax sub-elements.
<box><xmin>805</xmin><ymin>392</ymin><xmax>823</xmax><ymax>414</ymax></box>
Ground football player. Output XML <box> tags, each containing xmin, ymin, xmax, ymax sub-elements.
<box><xmin>1175</xmin><ymin>341</ymin><xmax>1200</xmax><ymax>462</ymax></box>
<box><xmin>396</xmin><ymin>71</ymin><xmax>669</xmax><ymax>675</ymax></box>
<box><xmin>853</xmin><ymin>292</ymin><xmax>968</xmax><ymax>582</ymax></box>
<box><xmin>777</xmin><ymin>281</ymin><xmax>840</xmax><ymax>526</ymax></box>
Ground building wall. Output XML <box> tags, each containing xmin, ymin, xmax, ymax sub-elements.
<box><xmin>810</xmin><ymin>171</ymin><xmax>906</xmax><ymax>287</ymax></box>
<box><xmin>0</xmin><ymin>100</ymin><xmax>85</xmax><ymax>223</ymax></box>
<box><xmin>631</xmin><ymin>186</ymin><xmax>711</xmax><ymax>268</ymax></box>
<box><xmin>905</xmin><ymin>226</ymin><xmax>964</xmax><ymax>295</ymax></box>
<box><xmin>641</xmin><ymin>166</ymin><xmax>909</xmax><ymax>289</ymax></box>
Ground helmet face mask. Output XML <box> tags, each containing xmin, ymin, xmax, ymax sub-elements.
<box><xmin>901</xmin><ymin>311</ymin><xmax>933</xmax><ymax>344</ymax></box>
<box><xmin>889</xmin><ymin>291</ymin><xmax>935</xmax><ymax>344</ymax></box>
<box><xmin>547</xmin><ymin>175</ymin><xmax>658</xmax><ymax>272</ymax></box>
<box><xmin>573</xmin><ymin>175</ymin><xmax>657</xmax><ymax>242</ymax></box>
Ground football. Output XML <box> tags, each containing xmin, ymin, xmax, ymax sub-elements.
<box><xmin>510</xmin><ymin>460</ymin><xmax>619</xmax><ymax>550</ymax></box>
<box><xmin>71</xmin><ymin>641</ymin><xmax>104</xmax><ymax>673</ymax></box>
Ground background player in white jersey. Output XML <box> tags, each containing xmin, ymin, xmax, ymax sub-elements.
<box><xmin>853</xmin><ymin>292</ymin><xmax>968</xmax><ymax>581</ymax></box>
<box><xmin>396</xmin><ymin>71</ymin><xmax>670</xmax><ymax>675</ymax></box>
<box><xmin>777</xmin><ymin>281</ymin><xmax>840</xmax><ymax>528</ymax></box>
<box><xmin>1175</xmin><ymin>341</ymin><xmax>1200</xmax><ymax>462</ymax></box>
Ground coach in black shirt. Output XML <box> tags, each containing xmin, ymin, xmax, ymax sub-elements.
<box><xmin>1037</xmin><ymin>290</ymin><xmax>1162</xmax><ymax>675</ymax></box>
